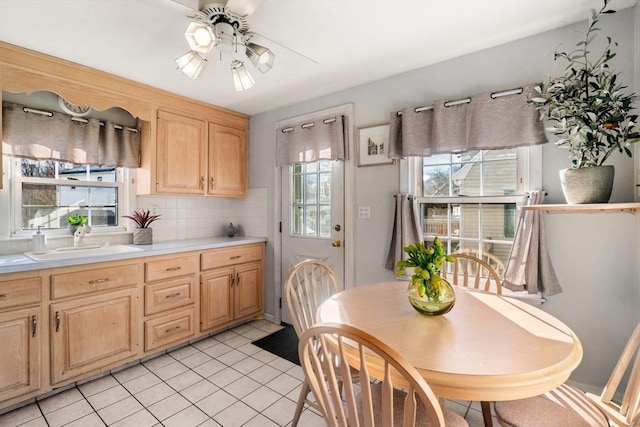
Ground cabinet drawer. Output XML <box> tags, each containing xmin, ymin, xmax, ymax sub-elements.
<box><xmin>201</xmin><ymin>244</ymin><xmax>263</xmax><ymax>270</ymax></box>
<box><xmin>0</xmin><ymin>277</ymin><xmax>41</xmax><ymax>310</ymax></box>
<box><xmin>145</xmin><ymin>255</ymin><xmax>198</xmax><ymax>283</ymax></box>
<box><xmin>144</xmin><ymin>308</ymin><xmax>196</xmax><ymax>352</ymax></box>
<box><xmin>51</xmin><ymin>265</ymin><xmax>138</xmax><ymax>300</ymax></box>
<box><xmin>144</xmin><ymin>276</ymin><xmax>196</xmax><ymax>316</ymax></box>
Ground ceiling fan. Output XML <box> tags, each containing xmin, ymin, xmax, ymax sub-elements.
<box><xmin>172</xmin><ymin>0</ymin><xmax>279</xmax><ymax>91</ymax></box>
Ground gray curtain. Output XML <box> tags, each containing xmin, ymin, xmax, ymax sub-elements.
<box><xmin>388</xmin><ymin>84</ymin><xmax>547</xmax><ymax>158</ymax></box>
<box><xmin>385</xmin><ymin>194</ymin><xmax>422</xmax><ymax>272</ymax></box>
<box><xmin>503</xmin><ymin>191</ymin><xmax>562</xmax><ymax>296</ymax></box>
<box><xmin>2</xmin><ymin>102</ymin><xmax>140</xmax><ymax>167</ymax></box>
<box><xmin>276</xmin><ymin>115</ymin><xmax>347</xmax><ymax>166</ymax></box>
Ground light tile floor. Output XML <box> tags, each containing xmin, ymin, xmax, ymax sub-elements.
<box><xmin>0</xmin><ymin>320</ymin><xmax>494</xmax><ymax>426</ymax></box>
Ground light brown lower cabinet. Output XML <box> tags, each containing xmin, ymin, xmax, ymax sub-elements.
<box><xmin>50</xmin><ymin>288</ymin><xmax>139</xmax><ymax>385</ymax></box>
<box><xmin>0</xmin><ymin>307</ymin><xmax>40</xmax><ymax>402</ymax></box>
<box><xmin>200</xmin><ymin>261</ymin><xmax>262</xmax><ymax>332</ymax></box>
<box><xmin>0</xmin><ymin>242</ymin><xmax>264</xmax><ymax>411</ymax></box>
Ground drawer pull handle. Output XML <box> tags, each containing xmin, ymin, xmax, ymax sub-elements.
<box><xmin>0</xmin><ymin>293</ymin><xmax>6</xmax><ymax>298</ymax></box>
<box><xmin>89</xmin><ymin>278</ymin><xmax>110</xmax><ymax>284</ymax></box>
<box><xmin>165</xmin><ymin>325</ymin><xmax>181</xmax><ymax>334</ymax></box>
<box><xmin>32</xmin><ymin>315</ymin><xmax>37</xmax><ymax>337</ymax></box>
<box><xmin>165</xmin><ymin>292</ymin><xmax>181</xmax><ymax>299</ymax></box>
<box><xmin>55</xmin><ymin>311</ymin><xmax>60</xmax><ymax>332</ymax></box>
<box><xmin>166</xmin><ymin>266</ymin><xmax>182</xmax><ymax>272</ymax></box>
<box><xmin>230</xmin><ymin>255</ymin><xmax>241</xmax><ymax>260</ymax></box>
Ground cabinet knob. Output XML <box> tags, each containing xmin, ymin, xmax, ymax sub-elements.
<box><xmin>210</xmin><ymin>177</ymin><xmax>214</xmax><ymax>189</ymax></box>
<box><xmin>55</xmin><ymin>311</ymin><xmax>60</xmax><ymax>332</ymax></box>
<box><xmin>32</xmin><ymin>315</ymin><xmax>37</xmax><ymax>337</ymax></box>
<box><xmin>201</xmin><ymin>176</ymin><xmax>205</xmax><ymax>189</ymax></box>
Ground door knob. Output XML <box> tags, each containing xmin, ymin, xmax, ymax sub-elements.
<box><xmin>332</xmin><ymin>240</ymin><xmax>342</xmax><ymax>247</ymax></box>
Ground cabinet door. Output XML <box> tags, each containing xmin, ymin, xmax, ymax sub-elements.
<box><xmin>157</xmin><ymin>110</ymin><xmax>206</xmax><ymax>194</ymax></box>
<box><xmin>50</xmin><ymin>288</ymin><xmax>139</xmax><ymax>384</ymax></box>
<box><xmin>234</xmin><ymin>262</ymin><xmax>263</xmax><ymax>319</ymax></box>
<box><xmin>0</xmin><ymin>307</ymin><xmax>40</xmax><ymax>401</ymax></box>
<box><xmin>200</xmin><ymin>267</ymin><xmax>234</xmax><ymax>332</ymax></box>
<box><xmin>208</xmin><ymin>124</ymin><xmax>247</xmax><ymax>197</ymax></box>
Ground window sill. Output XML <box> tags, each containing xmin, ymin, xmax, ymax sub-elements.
<box><xmin>521</xmin><ymin>202</ymin><xmax>640</xmax><ymax>214</ymax></box>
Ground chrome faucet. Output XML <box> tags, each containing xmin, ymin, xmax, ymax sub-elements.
<box><xmin>73</xmin><ymin>224</ymin><xmax>92</xmax><ymax>248</ymax></box>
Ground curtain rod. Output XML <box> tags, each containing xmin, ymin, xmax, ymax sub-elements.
<box><xmin>281</xmin><ymin>116</ymin><xmax>337</xmax><ymax>133</ymax></box>
<box><xmin>395</xmin><ymin>87</ymin><xmax>523</xmax><ymax>117</ymax></box>
<box><xmin>23</xmin><ymin>107</ymin><xmax>139</xmax><ymax>133</ymax></box>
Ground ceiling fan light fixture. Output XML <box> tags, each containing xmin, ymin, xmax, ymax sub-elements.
<box><xmin>176</xmin><ymin>51</ymin><xmax>208</xmax><ymax>79</ymax></box>
<box><xmin>231</xmin><ymin>60</ymin><xmax>254</xmax><ymax>91</ymax></box>
<box><xmin>184</xmin><ymin>22</ymin><xmax>215</xmax><ymax>54</ymax></box>
<box><xmin>214</xmin><ymin>21</ymin><xmax>237</xmax><ymax>54</ymax></box>
<box><xmin>246</xmin><ymin>42</ymin><xmax>275</xmax><ymax>74</ymax></box>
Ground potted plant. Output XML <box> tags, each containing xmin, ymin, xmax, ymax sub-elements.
<box><xmin>67</xmin><ymin>214</ymin><xmax>88</xmax><ymax>235</ymax></box>
<box><xmin>396</xmin><ymin>237</ymin><xmax>456</xmax><ymax>315</ymax></box>
<box><xmin>123</xmin><ymin>209</ymin><xmax>161</xmax><ymax>245</ymax></box>
<box><xmin>528</xmin><ymin>0</ymin><xmax>639</xmax><ymax>204</ymax></box>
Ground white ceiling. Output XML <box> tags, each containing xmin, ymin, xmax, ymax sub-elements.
<box><xmin>0</xmin><ymin>0</ymin><xmax>636</xmax><ymax>116</ymax></box>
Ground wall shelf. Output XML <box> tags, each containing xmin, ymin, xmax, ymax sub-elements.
<box><xmin>521</xmin><ymin>202</ymin><xmax>640</xmax><ymax>214</ymax></box>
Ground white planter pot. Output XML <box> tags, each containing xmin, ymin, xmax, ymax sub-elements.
<box><xmin>559</xmin><ymin>165</ymin><xmax>614</xmax><ymax>204</ymax></box>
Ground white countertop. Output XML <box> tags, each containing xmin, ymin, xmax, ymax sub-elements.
<box><xmin>0</xmin><ymin>237</ymin><xmax>267</xmax><ymax>274</ymax></box>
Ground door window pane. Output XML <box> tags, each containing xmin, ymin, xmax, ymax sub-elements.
<box><xmin>290</xmin><ymin>161</ymin><xmax>333</xmax><ymax>238</ymax></box>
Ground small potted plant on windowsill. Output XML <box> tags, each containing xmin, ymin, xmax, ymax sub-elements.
<box><xmin>67</xmin><ymin>214</ymin><xmax>88</xmax><ymax>235</ymax></box>
<box><xmin>123</xmin><ymin>209</ymin><xmax>161</xmax><ymax>245</ymax></box>
<box><xmin>528</xmin><ymin>0</ymin><xmax>639</xmax><ymax>204</ymax></box>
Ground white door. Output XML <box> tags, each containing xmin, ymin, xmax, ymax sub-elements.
<box><xmin>280</xmin><ymin>160</ymin><xmax>345</xmax><ymax>324</ymax></box>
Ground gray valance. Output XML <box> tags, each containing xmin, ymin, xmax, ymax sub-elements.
<box><xmin>388</xmin><ymin>84</ymin><xmax>546</xmax><ymax>158</ymax></box>
<box><xmin>2</xmin><ymin>102</ymin><xmax>141</xmax><ymax>167</ymax></box>
<box><xmin>276</xmin><ymin>115</ymin><xmax>347</xmax><ymax>166</ymax></box>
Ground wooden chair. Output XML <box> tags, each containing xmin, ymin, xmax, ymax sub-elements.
<box><xmin>443</xmin><ymin>253</ymin><xmax>503</xmax><ymax>295</ymax></box>
<box><xmin>299</xmin><ymin>322</ymin><xmax>468</xmax><ymax>427</ymax></box>
<box><xmin>283</xmin><ymin>259</ymin><xmax>340</xmax><ymax>426</ymax></box>
<box><xmin>444</xmin><ymin>252</ymin><xmax>503</xmax><ymax>426</ymax></box>
<box><xmin>495</xmin><ymin>322</ymin><xmax>640</xmax><ymax>427</ymax></box>
<box><xmin>453</xmin><ymin>248</ymin><xmax>506</xmax><ymax>279</ymax></box>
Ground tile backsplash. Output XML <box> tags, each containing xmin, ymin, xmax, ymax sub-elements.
<box><xmin>136</xmin><ymin>187</ymin><xmax>268</xmax><ymax>242</ymax></box>
<box><xmin>0</xmin><ymin>188</ymin><xmax>268</xmax><ymax>255</ymax></box>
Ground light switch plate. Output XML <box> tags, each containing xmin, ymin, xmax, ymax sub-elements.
<box><xmin>358</xmin><ymin>206</ymin><xmax>371</xmax><ymax>219</ymax></box>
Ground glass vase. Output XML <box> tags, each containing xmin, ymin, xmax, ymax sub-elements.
<box><xmin>407</xmin><ymin>275</ymin><xmax>456</xmax><ymax>316</ymax></box>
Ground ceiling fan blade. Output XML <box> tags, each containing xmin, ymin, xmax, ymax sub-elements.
<box><xmin>246</xmin><ymin>32</ymin><xmax>319</xmax><ymax>65</ymax></box>
<box><xmin>225</xmin><ymin>0</ymin><xmax>262</xmax><ymax>16</ymax></box>
<box><xmin>170</xmin><ymin>0</ymin><xmax>230</xmax><ymax>13</ymax></box>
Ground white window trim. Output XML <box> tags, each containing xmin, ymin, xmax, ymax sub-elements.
<box><xmin>8</xmin><ymin>157</ymin><xmax>131</xmax><ymax>238</ymax></box>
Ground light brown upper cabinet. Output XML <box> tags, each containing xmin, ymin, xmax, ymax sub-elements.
<box><xmin>156</xmin><ymin>110</ymin><xmax>207</xmax><ymax>195</ymax></box>
<box><xmin>0</xmin><ymin>42</ymin><xmax>249</xmax><ymax>197</ymax></box>
<box><xmin>209</xmin><ymin>123</ymin><xmax>248</xmax><ymax>197</ymax></box>
<box><xmin>156</xmin><ymin>111</ymin><xmax>248</xmax><ymax>197</ymax></box>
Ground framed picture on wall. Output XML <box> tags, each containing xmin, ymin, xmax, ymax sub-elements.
<box><xmin>358</xmin><ymin>124</ymin><xmax>395</xmax><ymax>167</ymax></box>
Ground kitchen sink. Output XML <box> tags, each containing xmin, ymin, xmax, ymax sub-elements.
<box><xmin>25</xmin><ymin>244</ymin><xmax>144</xmax><ymax>261</ymax></box>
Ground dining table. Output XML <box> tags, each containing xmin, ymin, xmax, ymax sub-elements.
<box><xmin>316</xmin><ymin>282</ymin><xmax>583</xmax><ymax>427</ymax></box>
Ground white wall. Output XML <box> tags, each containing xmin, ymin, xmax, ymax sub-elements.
<box><xmin>249</xmin><ymin>8</ymin><xmax>639</xmax><ymax>390</ymax></box>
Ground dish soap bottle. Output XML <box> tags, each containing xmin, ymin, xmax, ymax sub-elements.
<box><xmin>227</xmin><ymin>223</ymin><xmax>236</xmax><ymax>238</ymax></box>
<box><xmin>33</xmin><ymin>226</ymin><xmax>46</xmax><ymax>253</ymax></box>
